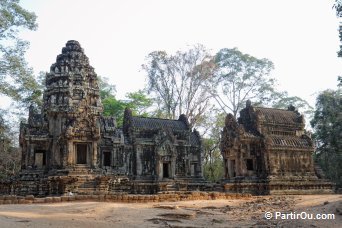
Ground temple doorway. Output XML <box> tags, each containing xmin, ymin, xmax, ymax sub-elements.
<box><xmin>228</xmin><ymin>159</ymin><xmax>236</xmax><ymax>178</ymax></box>
<box><xmin>163</xmin><ymin>163</ymin><xmax>170</xmax><ymax>178</ymax></box>
<box><xmin>103</xmin><ymin>152</ymin><xmax>111</xmax><ymax>166</ymax></box>
<box><xmin>34</xmin><ymin>150</ymin><xmax>46</xmax><ymax>168</ymax></box>
<box><xmin>76</xmin><ymin>144</ymin><xmax>87</xmax><ymax>164</ymax></box>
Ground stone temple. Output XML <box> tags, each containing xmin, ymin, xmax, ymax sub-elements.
<box><xmin>15</xmin><ymin>40</ymin><xmax>204</xmax><ymax>196</ymax></box>
<box><xmin>220</xmin><ymin>101</ymin><xmax>333</xmax><ymax>194</ymax></box>
<box><xmin>0</xmin><ymin>41</ymin><xmax>334</xmax><ymax>197</ymax></box>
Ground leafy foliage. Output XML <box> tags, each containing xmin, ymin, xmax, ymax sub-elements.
<box><xmin>0</xmin><ymin>0</ymin><xmax>40</xmax><ymax>107</ymax></box>
<box><xmin>335</xmin><ymin>0</ymin><xmax>342</xmax><ymax>57</ymax></box>
<box><xmin>202</xmin><ymin>112</ymin><xmax>225</xmax><ymax>182</ymax></box>
<box><xmin>0</xmin><ymin>111</ymin><xmax>20</xmax><ymax>180</ymax></box>
<box><xmin>311</xmin><ymin>82</ymin><xmax>342</xmax><ymax>187</ymax></box>
<box><xmin>125</xmin><ymin>90</ymin><xmax>153</xmax><ymax>116</ymax></box>
<box><xmin>335</xmin><ymin>0</ymin><xmax>342</xmax><ymax>17</ymax></box>
<box><xmin>99</xmin><ymin>77</ymin><xmax>152</xmax><ymax>126</ymax></box>
<box><xmin>212</xmin><ymin>48</ymin><xmax>275</xmax><ymax>118</ymax></box>
<box><xmin>0</xmin><ymin>0</ymin><xmax>38</xmax><ymax>179</ymax></box>
<box><xmin>142</xmin><ymin>44</ymin><xmax>215</xmax><ymax>128</ymax></box>
<box><xmin>269</xmin><ymin>91</ymin><xmax>314</xmax><ymax>122</ymax></box>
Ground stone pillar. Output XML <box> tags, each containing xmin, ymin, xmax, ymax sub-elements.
<box><xmin>236</xmin><ymin>149</ymin><xmax>242</xmax><ymax>176</ymax></box>
<box><xmin>67</xmin><ymin>141</ymin><xmax>73</xmax><ymax>166</ymax></box>
<box><xmin>112</xmin><ymin>148</ymin><xmax>116</xmax><ymax>168</ymax></box>
<box><xmin>93</xmin><ymin>141</ymin><xmax>98</xmax><ymax>168</ymax></box>
<box><xmin>136</xmin><ymin>146</ymin><xmax>142</xmax><ymax>176</ymax></box>
<box><xmin>228</xmin><ymin>159</ymin><xmax>235</xmax><ymax>178</ymax></box>
<box><xmin>158</xmin><ymin>161</ymin><xmax>163</xmax><ymax>180</ymax></box>
<box><xmin>24</xmin><ymin>145</ymin><xmax>29</xmax><ymax>169</ymax></box>
<box><xmin>29</xmin><ymin>145</ymin><xmax>35</xmax><ymax>167</ymax></box>
<box><xmin>171</xmin><ymin>156</ymin><xmax>176</xmax><ymax>178</ymax></box>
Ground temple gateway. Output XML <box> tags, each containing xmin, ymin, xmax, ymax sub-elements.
<box><xmin>220</xmin><ymin>101</ymin><xmax>333</xmax><ymax>194</ymax></box>
<box><xmin>16</xmin><ymin>40</ymin><xmax>204</xmax><ymax>196</ymax></box>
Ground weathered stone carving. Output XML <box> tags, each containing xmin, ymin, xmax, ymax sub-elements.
<box><xmin>15</xmin><ymin>40</ymin><xmax>204</xmax><ymax>196</ymax></box>
<box><xmin>221</xmin><ymin>100</ymin><xmax>334</xmax><ymax>194</ymax></box>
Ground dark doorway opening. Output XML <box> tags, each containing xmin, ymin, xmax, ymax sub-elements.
<box><xmin>246</xmin><ymin>159</ymin><xmax>254</xmax><ymax>171</ymax></box>
<box><xmin>224</xmin><ymin>159</ymin><xmax>228</xmax><ymax>178</ymax></box>
<box><xmin>231</xmin><ymin>160</ymin><xmax>236</xmax><ymax>177</ymax></box>
<box><xmin>163</xmin><ymin>163</ymin><xmax>169</xmax><ymax>178</ymax></box>
<box><xmin>76</xmin><ymin>144</ymin><xmax>87</xmax><ymax>164</ymax></box>
<box><xmin>103</xmin><ymin>152</ymin><xmax>111</xmax><ymax>166</ymax></box>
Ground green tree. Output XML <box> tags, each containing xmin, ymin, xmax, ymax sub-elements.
<box><xmin>125</xmin><ymin>90</ymin><xmax>152</xmax><ymax>116</ymax></box>
<box><xmin>102</xmin><ymin>96</ymin><xmax>126</xmax><ymax>126</ymax></box>
<box><xmin>202</xmin><ymin>112</ymin><xmax>225</xmax><ymax>182</ymax></box>
<box><xmin>0</xmin><ymin>0</ymin><xmax>39</xmax><ymax>178</ymax></box>
<box><xmin>212</xmin><ymin>48</ymin><xmax>275</xmax><ymax>118</ymax></box>
<box><xmin>310</xmin><ymin>81</ymin><xmax>342</xmax><ymax>187</ymax></box>
<box><xmin>269</xmin><ymin>91</ymin><xmax>314</xmax><ymax>121</ymax></box>
<box><xmin>99</xmin><ymin>77</ymin><xmax>152</xmax><ymax>126</ymax></box>
<box><xmin>335</xmin><ymin>0</ymin><xmax>342</xmax><ymax>57</ymax></box>
<box><xmin>336</xmin><ymin>0</ymin><xmax>342</xmax><ymax>16</ymax></box>
<box><xmin>142</xmin><ymin>44</ymin><xmax>215</xmax><ymax>128</ymax></box>
<box><xmin>0</xmin><ymin>0</ymin><xmax>40</xmax><ymax>107</ymax></box>
<box><xmin>98</xmin><ymin>76</ymin><xmax>116</xmax><ymax>100</ymax></box>
<box><xmin>0</xmin><ymin>111</ymin><xmax>19</xmax><ymax>179</ymax></box>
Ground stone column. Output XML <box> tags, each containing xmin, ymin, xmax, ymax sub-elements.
<box><xmin>158</xmin><ymin>161</ymin><xmax>163</xmax><ymax>180</ymax></box>
<box><xmin>93</xmin><ymin>141</ymin><xmax>98</xmax><ymax>168</ymax></box>
<box><xmin>136</xmin><ymin>146</ymin><xmax>142</xmax><ymax>175</ymax></box>
<box><xmin>171</xmin><ymin>156</ymin><xmax>176</xmax><ymax>178</ymax></box>
<box><xmin>29</xmin><ymin>145</ymin><xmax>35</xmax><ymax>167</ymax></box>
<box><xmin>67</xmin><ymin>141</ymin><xmax>73</xmax><ymax>166</ymax></box>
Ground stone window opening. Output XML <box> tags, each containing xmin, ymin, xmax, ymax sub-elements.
<box><xmin>246</xmin><ymin>159</ymin><xmax>254</xmax><ymax>171</ymax></box>
<box><xmin>103</xmin><ymin>151</ymin><xmax>111</xmax><ymax>167</ymax></box>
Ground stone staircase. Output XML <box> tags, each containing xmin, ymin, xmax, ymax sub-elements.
<box><xmin>75</xmin><ymin>175</ymin><xmax>97</xmax><ymax>194</ymax></box>
<box><xmin>165</xmin><ymin>183</ymin><xmax>177</xmax><ymax>191</ymax></box>
<box><xmin>68</xmin><ymin>165</ymin><xmax>92</xmax><ymax>175</ymax></box>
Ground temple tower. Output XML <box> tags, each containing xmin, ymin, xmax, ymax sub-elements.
<box><xmin>43</xmin><ymin>40</ymin><xmax>102</xmax><ymax>169</ymax></box>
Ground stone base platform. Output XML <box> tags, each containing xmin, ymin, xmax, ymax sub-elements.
<box><xmin>0</xmin><ymin>191</ymin><xmax>252</xmax><ymax>205</ymax></box>
<box><xmin>223</xmin><ymin>178</ymin><xmax>335</xmax><ymax>195</ymax></box>
<box><xmin>0</xmin><ymin>170</ymin><xmax>214</xmax><ymax>196</ymax></box>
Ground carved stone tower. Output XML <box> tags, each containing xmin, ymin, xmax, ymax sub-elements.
<box><xmin>43</xmin><ymin>40</ymin><xmax>102</xmax><ymax>169</ymax></box>
<box><xmin>18</xmin><ymin>40</ymin><xmax>204</xmax><ymax>196</ymax></box>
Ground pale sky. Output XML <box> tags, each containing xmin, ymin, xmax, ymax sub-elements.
<box><xmin>10</xmin><ymin>0</ymin><xmax>342</xmax><ymax>108</ymax></box>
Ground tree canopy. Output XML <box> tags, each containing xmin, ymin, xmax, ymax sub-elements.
<box><xmin>142</xmin><ymin>44</ymin><xmax>215</xmax><ymax>128</ymax></box>
<box><xmin>99</xmin><ymin>77</ymin><xmax>152</xmax><ymax>126</ymax></box>
<box><xmin>0</xmin><ymin>0</ymin><xmax>39</xmax><ymax>179</ymax></box>
<box><xmin>311</xmin><ymin>81</ymin><xmax>342</xmax><ymax>187</ymax></box>
<box><xmin>212</xmin><ymin>48</ymin><xmax>276</xmax><ymax>118</ymax></box>
<box><xmin>335</xmin><ymin>0</ymin><xmax>342</xmax><ymax>57</ymax></box>
<box><xmin>0</xmin><ymin>0</ymin><xmax>40</xmax><ymax>107</ymax></box>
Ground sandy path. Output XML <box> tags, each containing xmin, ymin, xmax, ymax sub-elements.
<box><xmin>0</xmin><ymin>194</ymin><xmax>341</xmax><ymax>227</ymax></box>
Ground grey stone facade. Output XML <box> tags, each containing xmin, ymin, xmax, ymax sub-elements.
<box><xmin>17</xmin><ymin>40</ymin><xmax>203</xmax><ymax>195</ymax></box>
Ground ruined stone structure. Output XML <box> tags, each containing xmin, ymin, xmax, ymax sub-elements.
<box><xmin>15</xmin><ymin>40</ymin><xmax>203</xmax><ymax>196</ymax></box>
<box><xmin>220</xmin><ymin>101</ymin><xmax>333</xmax><ymax>194</ymax></box>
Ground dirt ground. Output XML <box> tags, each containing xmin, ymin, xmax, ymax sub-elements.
<box><xmin>0</xmin><ymin>194</ymin><xmax>341</xmax><ymax>228</ymax></box>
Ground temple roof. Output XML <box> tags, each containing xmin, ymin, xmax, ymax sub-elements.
<box><xmin>268</xmin><ymin>135</ymin><xmax>312</xmax><ymax>149</ymax></box>
<box><xmin>131</xmin><ymin>116</ymin><xmax>188</xmax><ymax>131</ymax></box>
<box><xmin>254</xmin><ymin>107</ymin><xmax>300</xmax><ymax>125</ymax></box>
